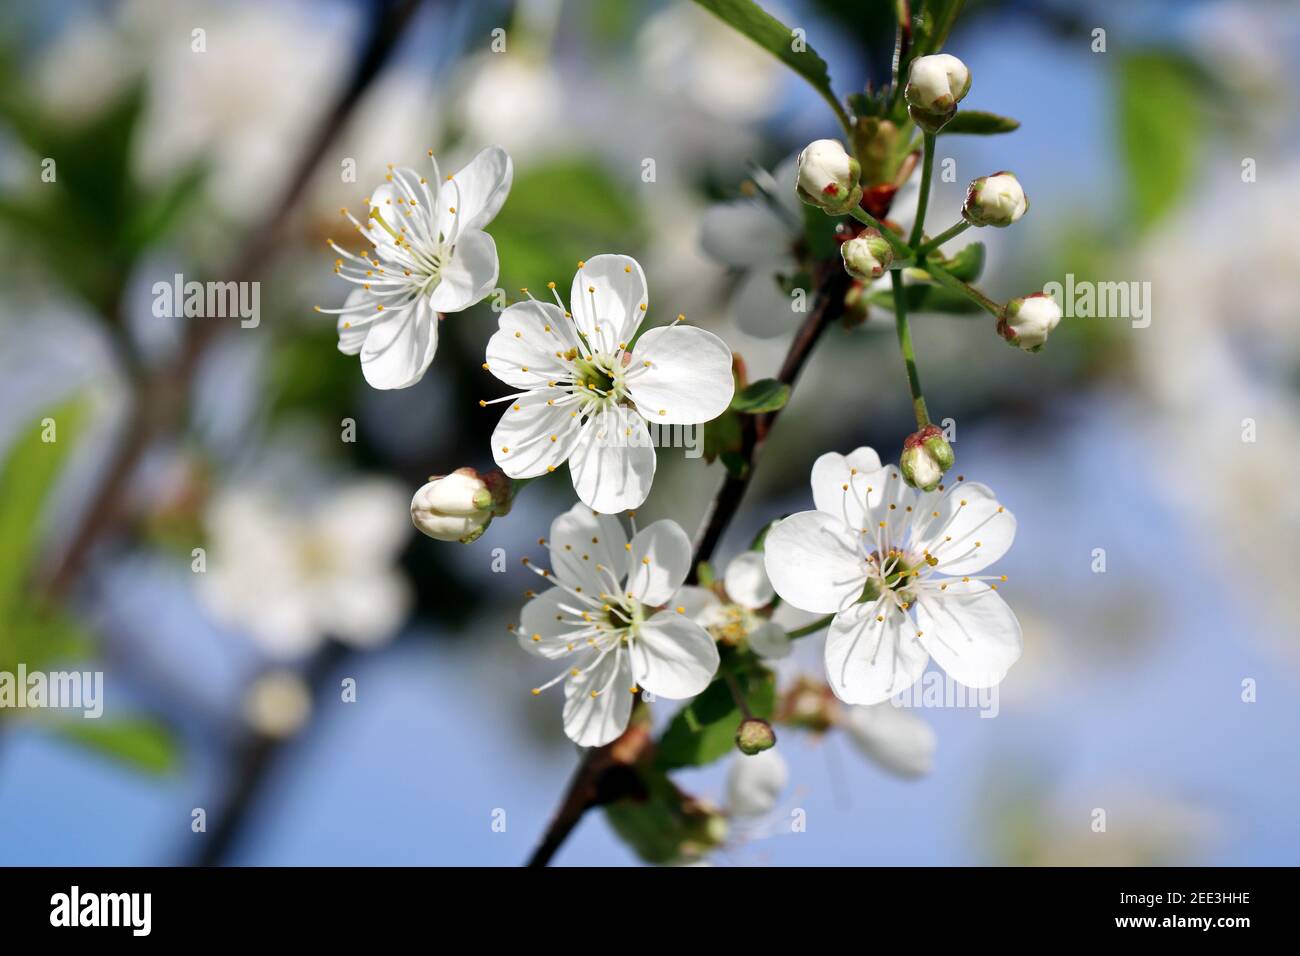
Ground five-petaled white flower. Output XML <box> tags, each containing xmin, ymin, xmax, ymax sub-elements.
<box><xmin>763</xmin><ymin>446</ymin><xmax>1021</xmax><ymax>704</ymax></box>
<box><xmin>322</xmin><ymin>146</ymin><xmax>513</xmax><ymax>390</ymax></box>
<box><xmin>483</xmin><ymin>254</ymin><xmax>734</xmax><ymax>514</ymax></box>
<box><xmin>517</xmin><ymin>504</ymin><xmax>721</xmax><ymax>748</ymax></box>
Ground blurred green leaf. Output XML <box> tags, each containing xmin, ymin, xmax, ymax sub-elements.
<box><xmin>123</xmin><ymin>160</ymin><xmax>209</xmax><ymax>253</ymax></box>
<box><xmin>490</xmin><ymin>161</ymin><xmax>643</xmax><ymax>296</ymax></box>
<box><xmin>656</xmin><ymin>657</ymin><xmax>775</xmax><ymax>769</ymax></box>
<box><xmin>866</xmin><ymin>283</ymin><xmax>981</xmax><ymax>315</ymax></box>
<box><xmin>605</xmin><ymin>765</ymin><xmax>727</xmax><ymax>864</ymax></box>
<box><xmin>732</xmin><ymin>378</ymin><xmax>789</xmax><ymax>414</ymax></box>
<box><xmin>941</xmin><ymin>110</ymin><xmax>1020</xmax><ymax>135</ymax></box>
<box><xmin>54</xmin><ymin>718</ymin><xmax>180</xmax><ymax>774</ymax></box>
<box><xmin>1116</xmin><ymin>51</ymin><xmax>1203</xmax><ymax>231</ymax></box>
<box><xmin>935</xmin><ymin>241</ymin><xmax>985</xmax><ymax>281</ymax></box>
<box><xmin>913</xmin><ymin>0</ymin><xmax>965</xmax><ymax>57</ymax></box>
<box><xmin>0</xmin><ymin>397</ymin><xmax>89</xmax><ymax>618</ymax></box>
<box><xmin>693</xmin><ymin>0</ymin><xmax>847</xmax><ymax>126</ymax></box>
<box><xmin>0</xmin><ymin>605</ymin><xmax>93</xmax><ymax>675</ymax></box>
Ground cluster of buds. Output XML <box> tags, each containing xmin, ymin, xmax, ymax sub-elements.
<box><xmin>998</xmin><ymin>293</ymin><xmax>1063</xmax><ymax>352</ymax></box>
<box><xmin>410</xmin><ymin>467</ymin><xmax>513</xmax><ymax>544</ymax></box>
<box><xmin>899</xmin><ymin>424</ymin><xmax>955</xmax><ymax>492</ymax></box>
<box><xmin>840</xmin><ymin>228</ymin><xmax>894</xmax><ymax>280</ymax></box>
<box><xmin>963</xmin><ymin>172</ymin><xmax>1029</xmax><ymax>227</ymax></box>
<box><xmin>904</xmin><ymin>53</ymin><xmax>971</xmax><ymax>133</ymax></box>
<box><xmin>796</xmin><ymin>139</ymin><xmax>862</xmax><ymax>215</ymax></box>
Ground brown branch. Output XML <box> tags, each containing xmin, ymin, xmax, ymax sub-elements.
<box><xmin>523</xmin><ymin>258</ymin><xmax>853</xmax><ymax>867</ymax></box>
<box><xmin>42</xmin><ymin>0</ymin><xmax>427</xmax><ymax>600</ymax></box>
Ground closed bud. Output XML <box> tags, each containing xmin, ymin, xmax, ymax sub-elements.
<box><xmin>962</xmin><ymin>172</ymin><xmax>1028</xmax><ymax>227</ymax></box>
<box><xmin>411</xmin><ymin>467</ymin><xmax>511</xmax><ymax>543</ymax></box>
<box><xmin>900</xmin><ymin>425</ymin><xmax>954</xmax><ymax>492</ymax></box>
<box><xmin>840</xmin><ymin>229</ymin><xmax>893</xmax><ymax>280</ymax></box>
<box><xmin>735</xmin><ymin>717</ymin><xmax>777</xmax><ymax>755</ymax></box>
<box><xmin>796</xmin><ymin>139</ymin><xmax>862</xmax><ymax>215</ymax></box>
<box><xmin>999</xmin><ymin>292</ymin><xmax>1062</xmax><ymax>352</ymax></box>
<box><xmin>905</xmin><ymin>53</ymin><xmax>971</xmax><ymax>133</ymax></box>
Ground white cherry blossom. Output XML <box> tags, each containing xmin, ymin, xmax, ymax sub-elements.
<box><xmin>321</xmin><ymin>146</ymin><xmax>513</xmax><ymax>389</ymax></box>
<box><xmin>517</xmin><ymin>504</ymin><xmax>720</xmax><ymax>747</ymax></box>
<box><xmin>763</xmin><ymin>446</ymin><xmax>1021</xmax><ymax>705</ymax></box>
<box><xmin>484</xmin><ymin>254</ymin><xmax>734</xmax><ymax>514</ymax></box>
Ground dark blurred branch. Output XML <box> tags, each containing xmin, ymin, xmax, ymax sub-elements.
<box><xmin>188</xmin><ymin>640</ymin><xmax>350</xmax><ymax>867</ymax></box>
<box><xmin>524</xmin><ymin>258</ymin><xmax>852</xmax><ymax>867</ymax></box>
<box><xmin>42</xmin><ymin>0</ymin><xmax>427</xmax><ymax>600</ymax></box>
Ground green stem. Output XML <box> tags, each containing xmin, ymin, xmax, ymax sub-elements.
<box><xmin>847</xmin><ymin>206</ymin><xmax>913</xmax><ymax>262</ymax></box>
<box><xmin>923</xmin><ymin>260</ymin><xmax>1003</xmax><ymax>317</ymax></box>
<box><xmin>891</xmin><ymin>270</ymin><xmax>930</xmax><ymax>428</ymax></box>
<box><xmin>915</xmin><ymin>220</ymin><xmax>971</xmax><ymax>257</ymax></box>
<box><xmin>907</xmin><ymin>131</ymin><xmax>935</xmax><ymax>249</ymax></box>
<box><xmin>786</xmin><ymin>615</ymin><xmax>834</xmax><ymax>639</ymax></box>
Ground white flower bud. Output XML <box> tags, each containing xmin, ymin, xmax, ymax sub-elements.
<box><xmin>899</xmin><ymin>425</ymin><xmax>954</xmax><ymax>492</ymax></box>
<box><xmin>999</xmin><ymin>293</ymin><xmax>1062</xmax><ymax>352</ymax></box>
<box><xmin>905</xmin><ymin>53</ymin><xmax>971</xmax><ymax>133</ymax></box>
<box><xmin>840</xmin><ymin>230</ymin><xmax>893</xmax><ymax>280</ymax></box>
<box><xmin>796</xmin><ymin>138</ymin><xmax>862</xmax><ymax>215</ymax></box>
<box><xmin>962</xmin><ymin>172</ymin><xmax>1028</xmax><ymax>227</ymax></box>
<box><xmin>411</xmin><ymin>468</ymin><xmax>496</xmax><ymax>543</ymax></box>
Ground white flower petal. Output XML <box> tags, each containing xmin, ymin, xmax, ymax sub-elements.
<box><xmin>626</xmin><ymin>325</ymin><xmax>734</xmax><ymax>425</ymax></box>
<box><xmin>747</xmin><ymin>619</ymin><xmax>792</xmax><ymax>659</ymax></box>
<box><xmin>631</xmin><ymin>609</ymin><xmax>720</xmax><ymax>698</ymax></box>
<box><xmin>318</xmin><ymin>480</ymin><xmax>411</xmax><ymax>564</ymax></box>
<box><xmin>915</xmin><ymin>581</ymin><xmax>1021</xmax><ymax>688</ymax></box>
<box><xmin>320</xmin><ymin>571</ymin><xmax>410</xmax><ymax>649</ymax></box>
<box><xmin>667</xmin><ymin>585</ymin><xmax>720</xmax><ymax>619</ymax></box>
<box><xmin>336</xmin><ymin>287</ymin><xmax>380</xmax><ymax>355</ymax></box>
<box><xmin>626</xmin><ymin>520</ymin><xmax>693</xmax><ymax>605</ymax></box>
<box><xmin>429</xmin><ymin>228</ymin><xmax>498</xmax><ymax>313</ymax></box>
<box><xmin>568</xmin><ymin>407</ymin><xmax>656</xmax><ymax>514</ymax></box>
<box><xmin>547</xmin><ymin>502</ymin><xmax>630</xmax><ymax>595</ymax></box>
<box><xmin>562</xmin><ymin>649</ymin><xmax>634</xmax><ymax>747</ymax></box>
<box><xmin>359</xmin><ymin>297</ymin><xmax>438</xmax><ymax>390</ymax></box>
<box><xmin>570</xmin><ymin>253</ymin><xmax>647</xmax><ymax>354</ymax></box>
<box><xmin>726</xmin><ymin>748</ymin><xmax>788</xmax><ymax>819</ymax></box>
<box><xmin>911</xmin><ymin>481</ymin><xmax>1016</xmax><ymax>575</ymax></box>
<box><xmin>843</xmin><ymin>703</ymin><xmax>936</xmax><ymax>778</ymax></box>
<box><xmin>485</xmin><ymin>299</ymin><xmax>581</xmax><ymax>389</ymax></box>
<box><xmin>860</xmin><ymin>464</ymin><xmax>916</xmax><ymax>547</ymax></box>
<box><xmin>724</xmin><ymin>550</ymin><xmax>774</xmax><ymax>609</ymax></box>
<box><xmin>811</xmin><ymin>447</ymin><xmax>884</xmax><ymax>526</ymax></box>
<box><xmin>518</xmin><ymin>587</ymin><xmax>584</xmax><ymax>659</ymax></box>
<box><xmin>437</xmin><ymin>144</ymin><xmax>513</xmax><ymax>234</ymax></box>
<box><xmin>824</xmin><ymin>600</ymin><xmax>929</xmax><ymax>705</ymax></box>
<box><xmin>491</xmin><ymin>386</ymin><xmax>583</xmax><ymax>479</ymax></box>
<box><xmin>763</xmin><ymin>511</ymin><xmax>868</xmax><ymax>614</ymax></box>
<box><xmin>699</xmin><ymin>200</ymin><xmax>792</xmax><ymax>269</ymax></box>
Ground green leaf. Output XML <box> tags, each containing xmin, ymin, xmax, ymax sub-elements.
<box><xmin>941</xmin><ymin>110</ymin><xmax>1020</xmax><ymax>135</ymax></box>
<box><xmin>604</xmin><ymin>767</ymin><xmax>727</xmax><ymax>864</ymax></box>
<box><xmin>702</xmin><ymin>408</ymin><xmax>742</xmax><ymax>465</ymax></box>
<box><xmin>0</xmin><ymin>397</ymin><xmax>90</xmax><ymax>618</ymax></box>
<box><xmin>913</xmin><ymin>0</ymin><xmax>965</xmax><ymax>57</ymax></box>
<box><xmin>693</xmin><ymin>0</ymin><xmax>848</xmax><ymax>127</ymax></box>
<box><xmin>54</xmin><ymin>718</ymin><xmax>180</xmax><ymax>774</ymax></box>
<box><xmin>731</xmin><ymin>378</ymin><xmax>790</xmax><ymax>414</ymax></box>
<box><xmin>656</xmin><ymin>660</ymin><xmax>776</xmax><ymax>770</ymax></box>
<box><xmin>865</xmin><ymin>284</ymin><xmax>981</xmax><ymax>315</ymax></box>
<box><xmin>935</xmin><ymin>242</ymin><xmax>985</xmax><ymax>281</ymax></box>
<box><xmin>1116</xmin><ymin>51</ymin><xmax>1203</xmax><ymax>231</ymax></box>
<box><xmin>490</xmin><ymin>161</ymin><xmax>644</xmax><ymax>296</ymax></box>
<box><xmin>123</xmin><ymin>160</ymin><xmax>208</xmax><ymax>252</ymax></box>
